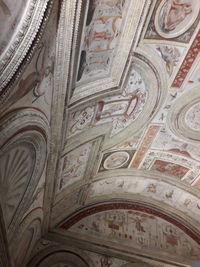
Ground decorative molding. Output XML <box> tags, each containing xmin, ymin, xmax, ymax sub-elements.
<box><xmin>154</xmin><ymin>0</ymin><xmax>200</xmax><ymax>39</ymax></box>
<box><xmin>0</xmin><ymin>205</ymin><xmax>11</xmax><ymax>267</ymax></box>
<box><xmin>58</xmin><ymin>201</ymin><xmax>200</xmax><ymax>265</ymax></box>
<box><xmin>42</xmin><ymin>0</ymin><xmax>78</xmax><ymax>234</ymax></box>
<box><xmin>67</xmin><ymin>0</ymin><xmax>152</xmax><ymax>104</ymax></box>
<box><xmin>0</xmin><ymin>108</ymin><xmax>49</xmax><ymax>237</ymax></box>
<box><xmin>27</xmin><ymin>244</ymin><xmax>93</xmax><ymax>267</ymax></box>
<box><xmin>86</xmin><ymin>169</ymin><xmax>200</xmax><ymax>228</ymax></box>
<box><xmin>144</xmin><ymin>0</ymin><xmax>200</xmax><ymax>43</ymax></box>
<box><xmin>130</xmin><ymin>124</ymin><xmax>161</xmax><ymax>168</ymax></box>
<box><xmin>47</xmin><ymin>232</ymin><xmax>186</xmax><ymax>267</ymax></box>
<box><xmin>65</xmin><ymin>54</ymin><xmax>167</xmax><ymax>150</ymax></box>
<box><xmin>172</xmin><ymin>29</ymin><xmax>200</xmax><ymax>88</ymax></box>
<box><xmin>168</xmin><ymin>86</ymin><xmax>200</xmax><ymax>143</ymax></box>
<box><xmin>9</xmin><ymin>208</ymin><xmax>43</xmax><ymax>266</ymax></box>
<box><xmin>0</xmin><ymin>0</ymin><xmax>53</xmax><ymax>105</ymax></box>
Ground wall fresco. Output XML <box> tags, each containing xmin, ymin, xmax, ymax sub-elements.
<box><xmin>87</xmin><ymin>175</ymin><xmax>200</xmax><ymax>221</ymax></box>
<box><xmin>150</xmin><ymin>159</ymin><xmax>189</xmax><ymax>179</ymax></box>
<box><xmin>154</xmin><ymin>0</ymin><xmax>199</xmax><ymax>39</ymax></box>
<box><xmin>67</xmin><ymin>209</ymin><xmax>200</xmax><ymax>261</ymax></box>
<box><xmin>67</xmin><ymin>67</ymin><xmax>148</xmax><ymax>139</ymax></box>
<box><xmin>59</xmin><ymin>142</ymin><xmax>92</xmax><ymax>190</ymax></box>
<box><xmin>172</xmin><ymin>30</ymin><xmax>200</xmax><ymax>87</ymax></box>
<box><xmin>77</xmin><ymin>0</ymin><xmax>129</xmax><ymax>82</ymax></box>
<box><xmin>130</xmin><ymin>125</ymin><xmax>161</xmax><ymax>168</ymax></box>
<box><xmin>141</xmin><ymin>150</ymin><xmax>200</xmax><ymax>184</ymax></box>
<box><xmin>145</xmin><ymin>0</ymin><xmax>200</xmax><ymax>42</ymax></box>
<box><xmin>98</xmin><ymin>150</ymin><xmax>135</xmax><ymax>172</ymax></box>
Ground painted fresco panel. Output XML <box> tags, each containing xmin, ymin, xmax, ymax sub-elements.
<box><xmin>67</xmin><ymin>209</ymin><xmax>200</xmax><ymax>261</ymax></box>
<box><xmin>77</xmin><ymin>0</ymin><xmax>129</xmax><ymax>82</ymax></box>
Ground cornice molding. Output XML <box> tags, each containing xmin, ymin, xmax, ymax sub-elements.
<box><xmin>0</xmin><ymin>0</ymin><xmax>53</xmax><ymax>105</ymax></box>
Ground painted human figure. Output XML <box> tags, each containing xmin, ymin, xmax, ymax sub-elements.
<box><xmin>162</xmin><ymin>0</ymin><xmax>192</xmax><ymax>31</ymax></box>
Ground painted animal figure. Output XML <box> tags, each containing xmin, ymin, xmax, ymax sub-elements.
<box><xmin>162</xmin><ymin>0</ymin><xmax>192</xmax><ymax>31</ymax></box>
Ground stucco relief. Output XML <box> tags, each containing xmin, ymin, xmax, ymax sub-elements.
<box><xmin>66</xmin><ymin>209</ymin><xmax>200</xmax><ymax>262</ymax></box>
<box><xmin>154</xmin><ymin>0</ymin><xmax>200</xmax><ymax>39</ymax></box>
<box><xmin>145</xmin><ymin>0</ymin><xmax>199</xmax><ymax>42</ymax></box>
<box><xmin>77</xmin><ymin>0</ymin><xmax>129</xmax><ymax>83</ymax></box>
<box><xmin>0</xmin><ymin>142</ymin><xmax>36</xmax><ymax>227</ymax></box>
<box><xmin>103</xmin><ymin>151</ymin><xmax>130</xmax><ymax>170</ymax></box>
<box><xmin>0</xmin><ymin>108</ymin><xmax>49</xmax><ymax>234</ymax></box>
<box><xmin>9</xmin><ymin>208</ymin><xmax>43</xmax><ymax>266</ymax></box>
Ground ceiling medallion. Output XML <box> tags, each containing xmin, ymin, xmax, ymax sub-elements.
<box><xmin>154</xmin><ymin>0</ymin><xmax>200</xmax><ymax>39</ymax></box>
<box><xmin>103</xmin><ymin>151</ymin><xmax>130</xmax><ymax>170</ymax></box>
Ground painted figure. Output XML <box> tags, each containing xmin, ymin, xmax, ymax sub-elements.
<box><xmin>157</xmin><ymin>46</ymin><xmax>180</xmax><ymax>75</ymax></box>
<box><xmin>77</xmin><ymin>0</ymin><xmax>125</xmax><ymax>81</ymax></box>
<box><xmin>162</xmin><ymin>0</ymin><xmax>192</xmax><ymax>31</ymax></box>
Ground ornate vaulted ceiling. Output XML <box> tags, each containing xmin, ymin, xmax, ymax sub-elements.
<box><xmin>0</xmin><ymin>0</ymin><xmax>200</xmax><ymax>266</ymax></box>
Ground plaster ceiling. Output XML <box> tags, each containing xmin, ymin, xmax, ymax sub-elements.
<box><xmin>0</xmin><ymin>0</ymin><xmax>200</xmax><ymax>266</ymax></box>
